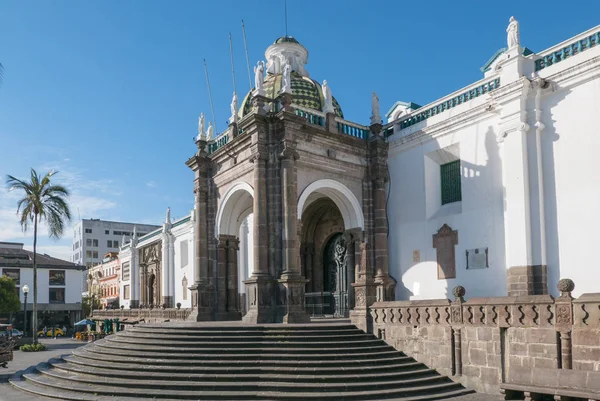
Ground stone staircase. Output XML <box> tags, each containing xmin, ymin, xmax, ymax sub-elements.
<box><xmin>9</xmin><ymin>322</ymin><xmax>474</xmax><ymax>400</ymax></box>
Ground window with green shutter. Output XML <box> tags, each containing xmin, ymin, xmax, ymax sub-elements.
<box><xmin>440</xmin><ymin>160</ymin><xmax>462</xmax><ymax>205</ymax></box>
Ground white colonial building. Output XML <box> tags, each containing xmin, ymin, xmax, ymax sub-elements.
<box><xmin>112</xmin><ymin>20</ymin><xmax>600</xmax><ymax>321</ymax></box>
<box><xmin>386</xmin><ymin>21</ymin><xmax>600</xmax><ymax>300</ymax></box>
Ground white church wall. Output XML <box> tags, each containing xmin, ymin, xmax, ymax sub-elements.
<box><xmin>172</xmin><ymin>221</ymin><xmax>194</xmax><ymax>309</ymax></box>
<box><xmin>118</xmin><ymin>248</ymin><xmax>132</xmax><ymax>309</ymax></box>
<box><xmin>388</xmin><ymin>114</ymin><xmax>507</xmax><ymax>300</ymax></box>
<box><xmin>534</xmin><ymin>74</ymin><xmax>600</xmax><ymax>297</ymax></box>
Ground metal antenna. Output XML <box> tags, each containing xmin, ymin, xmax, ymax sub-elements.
<box><xmin>284</xmin><ymin>0</ymin><xmax>288</xmax><ymax>37</ymax></box>
<box><xmin>203</xmin><ymin>59</ymin><xmax>218</xmax><ymax>134</ymax></box>
<box><xmin>229</xmin><ymin>32</ymin><xmax>237</xmax><ymax>96</ymax></box>
<box><xmin>241</xmin><ymin>20</ymin><xmax>252</xmax><ymax>90</ymax></box>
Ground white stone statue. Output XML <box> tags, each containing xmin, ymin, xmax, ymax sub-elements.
<box><xmin>507</xmin><ymin>16</ymin><xmax>520</xmax><ymax>49</ymax></box>
<box><xmin>370</xmin><ymin>91</ymin><xmax>381</xmax><ymax>125</ymax></box>
<box><xmin>197</xmin><ymin>113</ymin><xmax>205</xmax><ymax>141</ymax></box>
<box><xmin>207</xmin><ymin>122</ymin><xmax>214</xmax><ymax>139</ymax></box>
<box><xmin>322</xmin><ymin>80</ymin><xmax>334</xmax><ymax>114</ymax></box>
<box><xmin>230</xmin><ymin>92</ymin><xmax>238</xmax><ymax>124</ymax></box>
<box><xmin>266</xmin><ymin>54</ymin><xmax>277</xmax><ymax>74</ymax></box>
<box><xmin>254</xmin><ymin>61</ymin><xmax>265</xmax><ymax>96</ymax></box>
<box><xmin>281</xmin><ymin>58</ymin><xmax>292</xmax><ymax>94</ymax></box>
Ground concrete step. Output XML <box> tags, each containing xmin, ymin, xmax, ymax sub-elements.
<box><xmin>8</xmin><ymin>322</ymin><xmax>474</xmax><ymax>400</ymax></box>
<box><xmin>38</xmin><ymin>362</ymin><xmax>455</xmax><ymax>392</ymax></box>
<box><xmin>17</xmin><ymin>366</ymin><xmax>471</xmax><ymax>400</ymax></box>
<box><xmin>71</xmin><ymin>346</ymin><xmax>417</xmax><ymax>367</ymax></box>
<box><xmin>52</xmin><ymin>358</ymin><xmax>440</xmax><ymax>383</ymax></box>
<box><xmin>63</xmin><ymin>352</ymin><xmax>425</xmax><ymax>374</ymax></box>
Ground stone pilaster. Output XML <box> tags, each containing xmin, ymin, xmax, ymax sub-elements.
<box><xmin>226</xmin><ymin>237</ymin><xmax>241</xmax><ymax>317</ymax></box>
<box><xmin>326</xmin><ymin>112</ymin><xmax>337</xmax><ymax>133</ymax></box>
<box><xmin>278</xmin><ymin>148</ymin><xmax>310</xmax><ymax>323</ymax></box>
<box><xmin>243</xmin><ymin>151</ymin><xmax>276</xmax><ymax>323</ymax></box>
<box><xmin>215</xmin><ymin>235</ymin><xmax>229</xmax><ymax>319</ymax></box>
<box><xmin>186</xmin><ymin>138</ymin><xmax>214</xmax><ymax>321</ymax></box>
<box><xmin>369</xmin><ymin>126</ymin><xmax>396</xmax><ymax>302</ymax></box>
<box><xmin>350</xmin><ymin>233</ymin><xmax>376</xmax><ymax>333</ymax></box>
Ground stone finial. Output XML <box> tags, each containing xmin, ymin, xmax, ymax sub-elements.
<box><xmin>452</xmin><ymin>285</ymin><xmax>466</xmax><ymax>301</ymax></box>
<box><xmin>557</xmin><ymin>278</ymin><xmax>575</xmax><ymax>295</ymax></box>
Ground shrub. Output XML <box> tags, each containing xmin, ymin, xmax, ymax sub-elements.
<box><xmin>20</xmin><ymin>343</ymin><xmax>47</xmax><ymax>352</ymax></box>
<box><xmin>176</xmin><ymin>302</ymin><xmax>181</xmax><ymax>310</ymax></box>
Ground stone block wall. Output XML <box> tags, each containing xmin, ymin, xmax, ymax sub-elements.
<box><xmin>371</xmin><ymin>279</ymin><xmax>600</xmax><ymax>394</ymax></box>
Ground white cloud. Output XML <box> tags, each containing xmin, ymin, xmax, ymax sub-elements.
<box><xmin>146</xmin><ymin>181</ymin><xmax>156</xmax><ymax>188</ymax></box>
<box><xmin>0</xmin><ymin>162</ymin><xmax>121</xmax><ymax>260</ymax></box>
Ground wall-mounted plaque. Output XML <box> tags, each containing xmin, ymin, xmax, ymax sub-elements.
<box><xmin>412</xmin><ymin>250</ymin><xmax>420</xmax><ymax>263</ymax></box>
<box><xmin>466</xmin><ymin>247</ymin><xmax>488</xmax><ymax>269</ymax></box>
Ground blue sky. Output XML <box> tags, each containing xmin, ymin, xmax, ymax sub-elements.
<box><xmin>1</xmin><ymin>0</ymin><xmax>599</xmax><ymax>261</ymax></box>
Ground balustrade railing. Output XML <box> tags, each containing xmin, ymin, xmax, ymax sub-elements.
<box><xmin>296</xmin><ymin>108</ymin><xmax>325</xmax><ymax>126</ymax></box>
<box><xmin>92</xmin><ymin>308</ymin><xmax>192</xmax><ymax>322</ymax></box>
<box><xmin>535</xmin><ymin>28</ymin><xmax>600</xmax><ymax>72</ymax></box>
<box><xmin>395</xmin><ymin>77</ymin><xmax>501</xmax><ymax>131</ymax></box>
<box><xmin>336</xmin><ymin>118</ymin><xmax>370</xmax><ymax>139</ymax></box>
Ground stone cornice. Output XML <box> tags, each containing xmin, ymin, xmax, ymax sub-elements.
<box><xmin>544</xmin><ymin>54</ymin><xmax>600</xmax><ymax>91</ymax></box>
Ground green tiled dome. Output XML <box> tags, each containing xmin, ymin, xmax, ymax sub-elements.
<box><xmin>239</xmin><ymin>72</ymin><xmax>344</xmax><ymax>119</ymax></box>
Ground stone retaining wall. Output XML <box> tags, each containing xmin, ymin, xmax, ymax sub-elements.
<box><xmin>370</xmin><ymin>279</ymin><xmax>600</xmax><ymax>394</ymax></box>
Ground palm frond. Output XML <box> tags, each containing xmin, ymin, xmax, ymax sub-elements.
<box><xmin>6</xmin><ymin>169</ymin><xmax>71</xmax><ymax>235</ymax></box>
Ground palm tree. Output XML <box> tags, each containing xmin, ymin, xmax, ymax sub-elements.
<box><xmin>6</xmin><ymin>169</ymin><xmax>71</xmax><ymax>344</ymax></box>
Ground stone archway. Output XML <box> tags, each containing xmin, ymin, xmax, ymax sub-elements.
<box><xmin>139</xmin><ymin>241</ymin><xmax>161</xmax><ymax>307</ymax></box>
<box><xmin>214</xmin><ymin>182</ymin><xmax>254</xmax><ymax>320</ymax></box>
<box><xmin>299</xmin><ymin>180</ymin><xmax>365</xmax><ymax>318</ymax></box>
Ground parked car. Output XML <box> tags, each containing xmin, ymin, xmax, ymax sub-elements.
<box><xmin>0</xmin><ymin>329</ymin><xmax>24</xmax><ymax>338</ymax></box>
<box><xmin>36</xmin><ymin>327</ymin><xmax>65</xmax><ymax>338</ymax></box>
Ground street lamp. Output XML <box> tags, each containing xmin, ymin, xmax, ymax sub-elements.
<box><xmin>22</xmin><ymin>284</ymin><xmax>29</xmax><ymax>338</ymax></box>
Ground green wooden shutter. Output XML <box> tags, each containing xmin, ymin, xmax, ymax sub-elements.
<box><xmin>441</xmin><ymin>160</ymin><xmax>462</xmax><ymax>205</ymax></box>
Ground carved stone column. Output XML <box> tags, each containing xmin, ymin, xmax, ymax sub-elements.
<box><xmin>215</xmin><ymin>235</ymin><xmax>229</xmax><ymax>319</ymax></box>
<box><xmin>226</xmin><ymin>237</ymin><xmax>241</xmax><ymax>318</ymax></box>
<box><xmin>369</xmin><ymin>131</ymin><xmax>396</xmax><ymax>302</ymax></box>
<box><xmin>350</xmin><ymin>231</ymin><xmax>376</xmax><ymax>333</ymax></box>
<box><xmin>278</xmin><ymin>148</ymin><xmax>310</xmax><ymax>323</ymax></box>
<box><xmin>186</xmin><ymin>138</ymin><xmax>214</xmax><ymax>321</ymax></box>
<box><xmin>343</xmin><ymin>231</ymin><xmax>356</xmax><ymax>311</ymax></box>
<box><xmin>243</xmin><ymin>151</ymin><xmax>275</xmax><ymax>323</ymax></box>
<box><xmin>451</xmin><ymin>286</ymin><xmax>465</xmax><ymax>376</ymax></box>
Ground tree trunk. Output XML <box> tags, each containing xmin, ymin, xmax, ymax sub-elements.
<box><xmin>33</xmin><ymin>213</ymin><xmax>38</xmax><ymax>345</ymax></box>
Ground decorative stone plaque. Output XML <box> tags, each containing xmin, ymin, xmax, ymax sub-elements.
<box><xmin>466</xmin><ymin>248</ymin><xmax>488</xmax><ymax>269</ymax></box>
<box><xmin>432</xmin><ymin>224</ymin><xmax>458</xmax><ymax>279</ymax></box>
<box><xmin>412</xmin><ymin>250</ymin><xmax>420</xmax><ymax>263</ymax></box>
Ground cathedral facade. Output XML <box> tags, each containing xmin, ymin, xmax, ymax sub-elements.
<box><xmin>118</xmin><ymin>19</ymin><xmax>600</xmax><ymax>326</ymax></box>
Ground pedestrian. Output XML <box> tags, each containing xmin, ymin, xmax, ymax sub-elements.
<box><xmin>43</xmin><ymin>326</ymin><xmax>47</xmax><ymax>337</ymax></box>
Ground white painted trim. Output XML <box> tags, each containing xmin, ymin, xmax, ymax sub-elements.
<box><xmin>297</xmin><ymin>179</ymin><xmax>364</xmax><ymax>230</ymax></box>
<box><xmin>215</xmin><ymin>182</ymin><xmax>254</xmax><ymax>237</ymax></box>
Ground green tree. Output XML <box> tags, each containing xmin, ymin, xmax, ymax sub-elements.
<box><xmin>82</xmin><ymin>295</ymin><xmax>101</xmax><ymax>318</ymax></box>
<box><xmin>0</xmin><ymin>276</ymin><xmax>21</xmax><ymax>314</ymax></box>
<box><xmin>6</xmin><ymin>169</ymin><xmax>71</xmax><ymax>344</ymax></box>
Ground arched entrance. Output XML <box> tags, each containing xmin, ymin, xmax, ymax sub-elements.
<box><xmin>214</xmin><ymin>182</ymin><xmax>255</xmax><ymax>320</ymax></box>
<box><xmin>299</xmin><ymin>180</ymin><xmax>364</xmax><ymax>318</ymax></box>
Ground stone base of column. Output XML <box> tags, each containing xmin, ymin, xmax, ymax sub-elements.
<box><xmin>507</xmin><ymin>265</ymin><xmax>547</xmax><ymax>296</ymax></box>
<box><xmin>161</xmin><ymin>296</ymin><xmax>174</xmax><ymax>309</ymax></box>
<box><xmin>374</xmin><ymin>274</ymin><xmax>397</xmax><ymax>302</ymax></box>
<box><xmin>129</xmin><ymin>300</ymin><xmax>139</xmax><ymax>309</ymax></box>
<box><xmin>187</xmin><ymin>283</ymin><xmax>214</xmax><ymax>322</ymax></box>
<box><xmin>278</xmin><ymin>274</ymin><xmax>310</xmax><ymax>324</ymax></box>
<box><xmin>242</xmin><ymin>274</ymin><xmax>276</xmax><ymax>324</ymax></box>
<box><xmin>350</xmin><ymin>281</ymin><xmax>376</xmax><ymax>333</ymax></box>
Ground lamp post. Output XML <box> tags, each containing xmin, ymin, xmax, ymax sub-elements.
<box><xmin>22</xmin><ymin>284</ymin><xmax>29</xmax><ymax>338</ymax></box>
